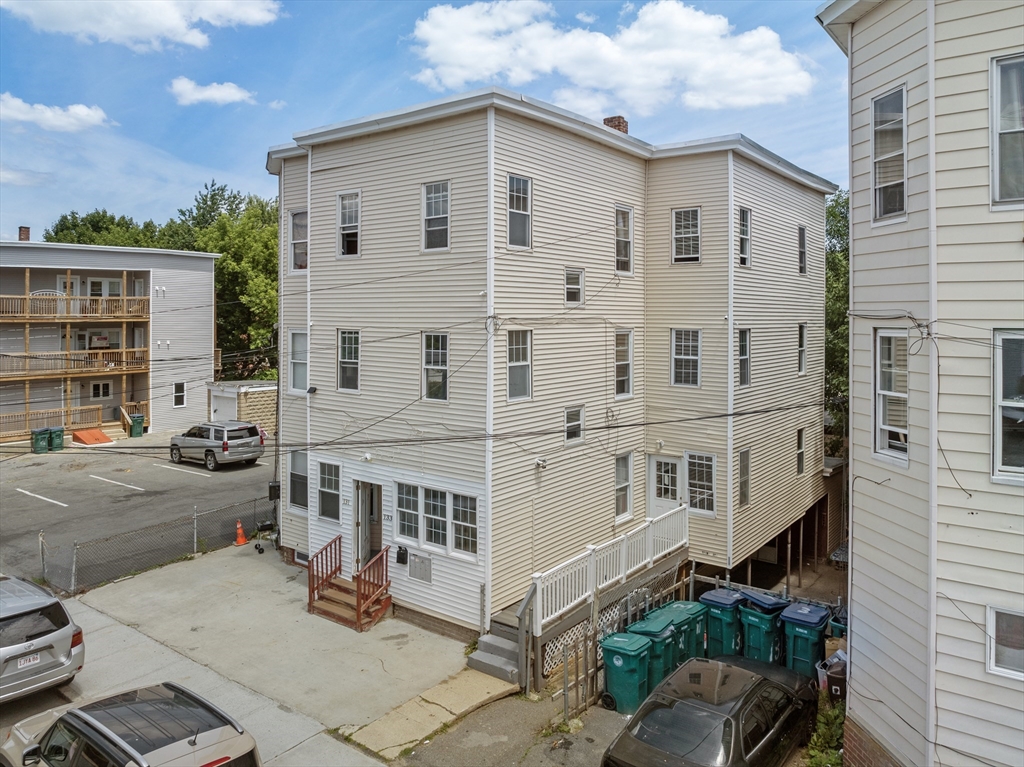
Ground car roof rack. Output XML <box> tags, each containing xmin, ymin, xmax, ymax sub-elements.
<box><xmin>163</xmin><ymin>682</ymin><xmax>244</xmax><ymax>734</ymax></box>
<box><xmin>65</xmin><ymin>709</ymin><xmax>151</xmax><ymax>767</ymax></box>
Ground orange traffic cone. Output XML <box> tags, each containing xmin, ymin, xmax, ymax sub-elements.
<box><xmin>234</xmin><ymin>519</ymin><xmax>248</xmax><ymax>547</ymax></box>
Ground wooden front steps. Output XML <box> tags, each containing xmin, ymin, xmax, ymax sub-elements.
<box><xmin>311</xmin><ymin>576</ymin><xmax>392</xmax><ymax>632</ymax></box>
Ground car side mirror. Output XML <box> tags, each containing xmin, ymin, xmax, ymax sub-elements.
<box><xmin>22</xmin><ymin>744</ymin><xmax>41</xmax><ymax>766</ymax></box>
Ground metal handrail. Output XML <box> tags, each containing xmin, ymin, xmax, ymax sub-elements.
<box><xmin>516</xmin><ymin>581</ymin><xmax>537</xmax><ymax>694</ymax></box>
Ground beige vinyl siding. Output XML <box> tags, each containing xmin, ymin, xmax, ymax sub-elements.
<box><xmin>489</xmin><ymin>111</ymin><xmax>647</xmax><ymax>611</ymax></box>
<box><xmin>645</xmin><ymin>152</ymin><xmax>729</xmax><ymax>566</ymax></box>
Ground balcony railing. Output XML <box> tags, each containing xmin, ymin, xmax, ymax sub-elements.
<box><xmin>0</xmin><ymin>294</ymin><xmax>149</xmax><ymax>320</ymax></box>
<box><xmin>0</xmin><ymin>348</ymin><xmax>149</xmax><ymax>379</ymax></box>
<box><xmin>0</xmin><ymin>406</ymin><xmax>103</xmax><ymax>437</ymax></box>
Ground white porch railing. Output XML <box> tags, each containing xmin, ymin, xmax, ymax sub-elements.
<box><xmin>532</xmin><ymin>504</ymin><xmax>688</xmax><ymax>635</ymax></box>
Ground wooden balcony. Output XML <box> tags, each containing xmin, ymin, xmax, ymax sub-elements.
<box><xmin>0</xmin><ymin>294</ymin><xmax>149</xmax><ymax>322</ymax></box>
<box><xmin>0</xmin><ymin>405</ymin><xmax>103</xmax><ymax>439</ymax></box>
<box><xmin>0</xmin><ymin>348</ymin><xmax>149</xmax><ymax>380</ymax></box>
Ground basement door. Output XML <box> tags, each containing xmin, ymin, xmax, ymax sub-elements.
<box><xmin>353</xmin><ymin>481</ymin><xmax>382</xmax><ymax>572</ymax></box>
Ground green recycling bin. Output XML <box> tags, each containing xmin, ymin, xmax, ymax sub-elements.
<box><xmin>47</xmin><ymin>426</ymin><xmax>65</xmax><ymax>452</ymax></box>
<box><xmin>699</xmin><ymin>588</ymin><xmax>745</xmax><ymax>656</ymax></box>
<box><xmin>781</xmin><ymin>602</ymin><xmax>831</xmax><ymax>678</ymax></box>
<box><xmin>627</xmin><ymin>611</ymin><xmax>677</xmax><ymax>689</ymax></box>
<box><xmin>31</xmin><ymin>428</ymin><xmax>49</xmax><ymax>454</ymax></box>
<box><xmin>653</xmin><ymin>601</ymin><xmax>708</xmax><ymax>665</ymax></box>
<box><xmin>600</xmin><ymin>633</ymin><xmax>652</xmax><ymax>715</ymax></box>
<box><xmin>129</xmin><ymin>414</ymin><xmax>144</xmax><ymax>437</ymax></box>
<box><xmin>739</xmin><ymin>590</ymin><xmax>789</xmax><ymax>664</ymax></box>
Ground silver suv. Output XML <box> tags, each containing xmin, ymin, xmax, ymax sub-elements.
<box><xmin>0</xmin><ymin>682</ymin><xmax>261</xmax><ymax>767</ymax></box>
<box><xmin>0</xmin><ymin>576</ymin><xmax>84</xmax><ymax>704</ymax></box>
<box><xmin>169</xmin><ymin>421</ymin><xmax>264</xmax><ymax>471</ymax></box>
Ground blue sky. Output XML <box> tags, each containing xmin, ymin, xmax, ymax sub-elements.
<box><xmin>0</xmin><ymin>0</ymin><xmax>848</xmax><ymax>242</ymax></box>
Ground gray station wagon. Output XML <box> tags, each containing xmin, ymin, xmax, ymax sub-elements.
<box><xmin>169</xmin><ymin>421</ymin><xmax>264</xmax><ymax>471</ymax></box>
<box><xmin>0</xmin><ymin>575</ymin><xmax>84</xmax><ymax>705</ymax></box>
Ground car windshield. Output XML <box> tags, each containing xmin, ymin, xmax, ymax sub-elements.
<box><xmin>0</xmin><ymin>603</ymin><xmax>69</xmax><ymax>648</ymax></box>
<box><xmin>630</xmin><ymin>700</ymin><xmax>732</xmax><ymax>767</ymax></box>
<box><xmin>227</xmin><ymin>426</ymin><xmax>259</xmax><ymax>440</ymax></box>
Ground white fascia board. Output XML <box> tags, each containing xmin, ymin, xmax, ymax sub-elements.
<box><xmin>815</xmin><ymin>0</ymin><xmax>886</xmax><ymax>54</ymax></box>
<box><xmin>266</xmin><ymin>143</ymin><xmax>306</xmax><ymax>175</ymax></box>
<box><xmin>0</xmin><ymin>241</ymin><xmax>220</xmax><ymax>259</ymax></box>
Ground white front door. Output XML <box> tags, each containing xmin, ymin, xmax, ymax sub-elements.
<box><xmin>133</xmin><ymin>327</ymin><xmax>145</xmax><ymax>350</ymax></box>
<box><xmin>57</xmin><ymin>275</ymin><xmax>80</xmax><ymax>315</ymax></box>
<box><xmin>647</xmin><ymin>456</ymin><xmax>682</xmax><ymax>518</ymax></box>
<box><xmin>355</xmin><ymin>481</ymin><xmax>375</xmax><ymax>571</ymax></box>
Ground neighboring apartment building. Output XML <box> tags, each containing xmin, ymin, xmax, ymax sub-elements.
<box><xmin>266</xmin><ymin>88</ymin><xmax>837</xmax><ymax>636</ymax></box>
<box><xmin>816</xmin><ymin>1</ymin><xmax>1024</xmax><ymax>765</ymax></box>
<box><xmin>0</xmin><ymin>237</ymin><xmax>217</xmax><ymax>440</ymax></box>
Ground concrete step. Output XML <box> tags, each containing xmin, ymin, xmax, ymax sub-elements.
<box><xmin>489</xmin><ymin>615</ymin><xmax>519</xmax><ymax>644</ymax></box>
<box><xmin>478</xmin><ymin>634</ymin><xmax>519</xmax><ymax>663</ymax></box>
<box><xmin>467</xmin><ymin>650</ymin><xmax>519</xmax><ymax>686</ymax></box>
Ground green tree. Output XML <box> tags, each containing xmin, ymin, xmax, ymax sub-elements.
<box><xmin>825</xmin><ymin>189</ymin><xmax>850</xmax><ymax>456</ymax></box>
<box><xmin>44</xmin><ymin>209</ymin><xmax>160</xmax><ymax>248</ymax></box>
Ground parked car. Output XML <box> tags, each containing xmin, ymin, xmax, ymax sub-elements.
<box><xmin>169</xmin><ymin>421</ymin><xmax>264</xmax><ymax>471</ymax></box>
<box><xmin>0</xmin><ymin>682</ymin><xmax>261</xmax><ymax>767</ymax></box>
<box><xmin>0</xmin><ymin>575</ymin><xmax>84</xmax><ymax>705</ymax></box>
<box><xmin>602</xmin><ymin>656</ymin><xmax>817</xmax><ymax>767</ymax></box>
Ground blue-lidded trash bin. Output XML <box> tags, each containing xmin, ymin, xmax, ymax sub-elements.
<box><xmin>47</xmin><ymin>426</ymin><xmax>64</xmax><ymax>452</ymax></box>
<box><xmin>699</xmin><ymin>588</ymin><xmax>745</xmax><ymax>656</ymax></box>
<box><xmin>627</xmin><ymin>611</ymin><xmax>677</xmax><ymax>689</ymax></box>
<box><xmin>31</xmin><ymin>428</ymin><xmax>49</xmax><ymax>454</ymax></box>
<box><xmin>739</xmin><ymin>590</ymin><xmax>789</xmax><ymax>664</ymax></box>
<box><xmin>781</xmin><ymin>602</ymin><xmax>831</xmax><ymax>678</ymax></box>
<box><xmin>653</xmin><ymin>601</ymin><xmax>708</xmax><ymax>665</ymax></box>
<box><xmin>600</xmin><ymin>633</ymin><xmax>652</xmax><ymax>715</ymax></box>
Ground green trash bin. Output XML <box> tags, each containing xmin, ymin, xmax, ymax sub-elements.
<box><xmin>31</xmin><ymin>428</ymin><xmax>49</xmax><ymax>454</ymax></box>
<box><xmin>653</xmin><ymin>601</ymin><xmax>708</xmax><ymax>665</ymax></box>
<box><xmin>48</xmin><ymin>426</ymin><xmax>65</xmax><ymax>452</ymax></box>
<box><xmin>600</xmin><ymin>633</ymin><xmax>652</xmax><ymax>715</ymax></box>
<box><xmin>699</xmin><ymin>588</ymin><xmax>745</xmax><ymax>656</ymax></box>
<box><xmin>129</xmin><ymin>414</ymin><xmax>144</xmax><ymax>438</ymax></box>
<box><xmin>627</xmin><ymin>611</ymin><xmax>677</xmax><ymax>690</ymax></box>
<box><xmin>739</xmin><ymin>590</ymin><xmax>789</xmax><ymax>664</ymax></box>
<box><xmin>781</xmin><ymin>602</ymin><xmax>831</xmax><ymax>678</ymax></box>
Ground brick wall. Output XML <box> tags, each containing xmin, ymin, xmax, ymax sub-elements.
<box><xmin>845</xmin><ymin>715</ymin><xmax>906</xmax><ymax>767</ymax></box>
<box><xmin>238</xmin><ymin>389</ymin><xmax>277</xmax><ymax>433</ymax></box>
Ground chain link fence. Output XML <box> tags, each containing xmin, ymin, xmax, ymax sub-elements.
<box><xmin>39</xmin><ymin>497</ymin><xmax>275</xmax><ymax>594</ymax></box>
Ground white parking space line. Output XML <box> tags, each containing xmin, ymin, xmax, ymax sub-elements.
<box><xmin>16</xmin><ymin>488</ymin><xmax>68</xmax><ymax>507</ymax></box>
<box><xmin>90</xmin><ymin>475</ymin><xmax>145</xmax><ymax>491</ymax></box>
<box><xmin>153</xmin><ymin>463</ymin><xmax>210</xmax><ymax>477</ymax></box>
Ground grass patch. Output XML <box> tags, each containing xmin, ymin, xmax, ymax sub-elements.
<box><xmin>464</xmin><ymin>638</ymin><xmax>478</xmax><ymax>656</ymax></box>
<box><xmin>539</xmin><ymin>720</ymin><xmax>572</xmax><ymax>738</ymax></box>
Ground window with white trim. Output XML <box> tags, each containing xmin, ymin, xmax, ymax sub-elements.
<box><xmin>290</xmin><ymin>211</ymin><xmax>307</xmax><ymax>271</ymax></box>
<box><xmin>424</xmin><ymin>488</ymin><xmax>447</xmax><ymax>547</ymax></box>
<box><xmin>397</xmin><ymin>483</ymin><xmax>419</xmax><ymax>540</ymax></box>
<box><xmin>875</xmin><ymin>329</ymin><xmax>908</xmax><ymax>458</ymax></box>
<box><xmin>91</xmin><ymin>381</ymin><xmax>112</xmax><ymax>401</ymax></box>
<box><xmin>993</xmin><ymin>55</ymin><xmax>1023</xmax><ymax>204</ymax></box>
<box><xmin>507</xmin><ymin>330</ymin><xmax>531</xmax><ymax>400</ymax></box>
<box><xmin>615</xmin><ymin>330</ymin><xmax>632</xmax><ymax>397</ymax></box>
<box><xmin>508</xmin><ymin>175</ymin><xmax>531</xmax><ymax>247</ymax></box>
<box><xmin>994</xmin><ymin>329</ymin><xmax>1024</xmax><ymax>477</ymax></box>
<box><xmin>797</xmin><ymin>429</ymin><xmax>806</xmax><ymax>475</ymax></box>
<box><xmin>319</xmin><ymin>462</ymin><xmax>340</xmax><ymax>521</ymax></box>
<box><xmin>289</xmin><ymin>330</ymin><xmax>308</xmax><ymax>393</ymax></box>
<box><xmin>738</xmin><ymin>208</ymin><xmax>751</xmax><ymax>267</ymax></box>
<box><xmin>172</xmin><ymin>381</ymin><xmax>186</xmax><ymax>408</ymax></box>
<box><xmin>452</xmin><ymin>494</ymin><xmax>478</xmax><ymax>554</ymax></box>
<box><xmin>738</xmin><ymin>329</ymin><xmax>751</xmax><ymax>387</ymax></box>
<box><xmin>394</xmin><ymin>484</ymin><xmax>479</xmax><ymax>557</ymax></box>
<box><xmin>615</xmin><ymin>206</ymin><xmax>633</xmax><ymax>273</ymax></box>
<box><xmin>290</xmin><ymin>451</ymin><xmax>308</xmax><ymax>510</ymax></box>
<box><xmin>738</xmin><ymin>448</ymin><xmax>750</xmax><ymax>506</ymax></box>
<box><xmin>423</xmin><ymin>333</ymin><xmax>449</xmax><ymax>401</ymax></box>
<box><xmin>565</xmin><ymin>268</ymin><xmax>583</xmax><ymax>305</ymax></box>
<box><xmin>615</xmin><ymin>453</ymin><xmax>632</xmax><ymax>519</ymax></box>
<box><xmin>988</xmin><ymin>606</ymin><xmax>1024</xmax><ymax>679</ymax></box>
<box><xmin>338</xmin><ymin>330</ymin><xmax>359</xmax><ymax>391</ymax></box>
<box><xmin>672</xmin><ymin>329</ymin><xmax>700</xmax><ymax>387</ymax></box>
<box><xmin>672</xmin><ymin>208</ymin><xmax>701</xmax><ymax>263</ymax></box>
<box><xmin>337</xmin><ymin>192</ymin><xmax>360</xmax><ymax>257</ymax></box>
<box><xmin>798</xmin><ymin>324</ymin><xmax>807</xmax><ymax>374</ymax></box>
<box><xmin>686</xmin><ymin>452</ymin><xmax>715</xmax><ymax>515</ymax></box>
<box><xmin>565</xmin><ymin>406</ymin><xmax>583</xmax><ymax>444</ymax></box>
<box><xmin>872</xmin><ymin>87</ymin><xmax>906</xmax><ymax>220</ymax></box>
<box><xmin>424</xmin><ymin>181</ymin><xmax>449</xmax><ymax>250</ymax></box>
<box><xmin>798</xmin><ymin>226</ymin><xmax>807</xmax><ymax>274</ymax></box>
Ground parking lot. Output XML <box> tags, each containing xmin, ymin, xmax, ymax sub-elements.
<box><xmin>0</xmin><ymin>429</ymin><xmax>274</xmax><ymax>579</ymax></box>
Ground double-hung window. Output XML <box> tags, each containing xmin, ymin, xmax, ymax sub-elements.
<box><xmin>565</xmin><ymin>268</ymin><xmax>583</xmax><ymax>305</ymax></box>
<box><xmin>994</xmin><ymin>330</ymin><xmax>1024</xmax><ymax>478</ymax></box>
<box><xmin>319</xmin><ymin>463</ymin><xmax>340</xmax><ymax>521</ymax></box>
<box><xmin>172</xmin><ymin>381</ymin><xmax>186</xmax><ymax>408</ymax></box>
<box><xmin>289</xmin><ymin>330</ymin><xmax>308</xmax><ymax>393</ymax></box>
<box><xmin>338</xmin><ymin>330</ymin><xmax>359</xmax><ymax>391</ymax></box>
<box><xmin>738</xmin><ymin>208</ymin><xmax>751</xmax><ymax>266</ymax></box>
<box><xmin>508</xmin><ymin>175</ymin><xmax>531</xmax><ymax>247</ymax></box>
<box><xmin>423</xmin><ymin>333</ymin><xmax>449</xmax><ymax>401</ymax></box>
<box><xmin>615</xmin><ymin>453</ymin><xmax>632</xmax><ymax>519</ymax></box>
<box><xmin>798</xmin><ymin>324</ymin><xmax>807</xmax><ymax>374</ymax></box>
<box><xmin>686</xmin><ymin>452</ymin><xmax>715</xmax><ymax>516</ymax></box>
<box><xmin>424</xmin><ymin>488</ymin><xmax>447</xmax><ymax>546</ymax></box>
<box><xmin>397</xmin><ymin>483</ymin><xmax>419</xmax><ymax>539</ymax></box>
<box><xmin>875</xmin><ymin>329</ymin><xmax>908</xmax><ymax>458</ymax></box>
<box><xmin>672</xmin><ymin>208</ymin><xmax>701</xmax><ymax>263</ymax></box>
<box><xmin>337</xmin><ymin>192</ymin><xmax>360</xmax><ymax>257</ymax></box>
<box><xmin>797</xmin><ymin>429</ymin><xmax>806</xmax><ymax>475</ymax></box>
<box><xmin>738</xmin><ymin>329</ymin><xmax>751</xmax><ymax>387</ymax></box>
<box><xmin>615</xmin><ymin>206</ymin><xmax>633</xmax><ymax>273</ymax></box>
<box><xmin>872</xmin><ymin>87</ymin><xmax>906</xmax><ymax>220</ymax></box>
<box><xmin>565</xmin><ymin>406</ymin><xmax>583</xmax><ymax>444</ymax></box>
<box><xmin>395</xmin><ymin>484</ymin><xmax>478</xmax><ymax>556</ymax></box>
<box><xmin>290</xmin><ymin>211</ymin><xmax>308</xmax><ymax>271</ymax></box>
<box><xmin>798</xmin><ymin>226</ymin><xmax>807</xmax><ymax>274</ymax></box>
<box><xmin>424</xmin><ymin>181</ymin><xmax>449</xmax><ymax>250</ymax></box>
<box><xmin>993</xmin><ymin>56</ymin><xmax>1023</xmax><ymax>204</ymax></box>
<box><xmin>507</xmin><ymin>330</ymin><xmax>531</xmax><ymax>400</ymax></box>
<box><xmin>452</xmin><ymin>495</ymin><xmax>478</xmax><ymax>554</ymax></box>
<box><xmin>290</xmin><ymin>451</ymin><xmax>308</xmax><ymax>509</ymax></box>
<box><xmin>987</xmin><ymin>607</ymin><xmax>1024</xmax><ymax>679</ymax></box>
<box><xmin>672</xmin><ymin>329</ymin><xmax>700</xmax><ymax>387</ymax></box>
<box><xmin>615</xmin><ymin>330</ymin><xmax>632</xmax><ymax>397</ymax></box>
<box><xmin>738</xmin><ymin>449</ymin><xmax>750</xmax><ymax>506</ymax></box>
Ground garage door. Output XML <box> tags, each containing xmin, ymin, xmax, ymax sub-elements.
<box><xmin>210</xmin><ymin>393</ymin><xmax>236</xmax><ymax>421</ymax></box>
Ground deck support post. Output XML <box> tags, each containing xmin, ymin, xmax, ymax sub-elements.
<box><xmin>785</xmin><ymin>530</ymin><xmax>792</xmax><ymax>598</ymax></box>
<box><xmin>799</xmin><ymin>519</ymin><xmax>804</xmax><ymax>588</ymax></box>
<box><xmin>747</xmin><ymin>557</ymin><xmax>752</xmax><ymax>585</ymax></box>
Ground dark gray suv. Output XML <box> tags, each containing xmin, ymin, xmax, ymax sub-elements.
<box><xmin>169</xmin><ymin>421</ymin><xmax>264</xmax><ymax>471</ymax></box>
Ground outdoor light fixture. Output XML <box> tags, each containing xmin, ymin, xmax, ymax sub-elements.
<box><xmin>535</xmin><ymin>457</ymin><xmax>547</xmax><ymax>469</ymax></box>
<box><xmin>306</xmin><ymin>386</ymin><xmax>317</xmax><ymax>394</ymax></box>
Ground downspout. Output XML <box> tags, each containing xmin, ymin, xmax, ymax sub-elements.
<box><xmin>726</xmin><ymin>151</ymin><xmax>735</xmax><ymax>570</ymax></box>
<box><xmin>845</xmin><ymin>21</ymin><xmax>857</xmax><ymax>719</ymax></box>
<box><xmin>485</xmin><ymin>106</ymin><xmax>495</xmax><ymax>626</ymax></box>
<box><xmin>275</xmin><ymin>168</ymin><xmax>284</xmax><ymax>534</ymax></box>
<box><xmin>306</xmin><ymin>145</ymin><xmax>313</xmax><ymax>560</ymax></box>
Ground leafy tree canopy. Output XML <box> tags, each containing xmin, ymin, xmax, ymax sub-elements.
<box><xmin>824</xmin><ymin>189</ymin><xmax>850</xmax><ymax>456</ymax></box>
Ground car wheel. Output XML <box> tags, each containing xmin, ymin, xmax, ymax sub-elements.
<box><xmin>170</xmin><ymin>447</ymin><xmax>182</xmax><ymax>464</ymax></box>
<box><xmin>244</xmin><ymin>458</ymin><xmax>257</xmax><ymax>465</ymax></box>
<box><xmin>205</xmin><ymin>452</ymin><xmax>220</xmax><ymax>471</ymax></box>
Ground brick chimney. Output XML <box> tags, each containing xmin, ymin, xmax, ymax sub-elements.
<box><xmin>603</xmin><ymin>116</ymin><xmax>628</xmax><ymax>134</ymax></box>
<box><xmin>18</xmin><ymin>226</ymin><xmax>30</xmax><ymax>241</ymax></box>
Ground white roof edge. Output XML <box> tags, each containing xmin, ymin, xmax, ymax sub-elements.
<box><xmin>206</xmin><ymin>380</ymin><xmax>278</xmax><ymax>390</ymax></box>
<box><xmin>815</xmin><ymin>0</ymin><xmax>886</xmax><ymax>54</ymax></box>
<box><xmin>0</xmin><ymin>241</ymin><xmax>220</xmax><ymax>259</ymax></box>
<box><xmin>266</xmin><ymin>142</ymin><xmax>306</xmax><ymax>175</ymax></box>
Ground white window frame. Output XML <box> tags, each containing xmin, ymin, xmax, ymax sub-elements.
<box><xmin>615</xmin><ymin>329</ymin><xmax>633</xmax><ymax>399</ymax></box>
<box><xmin>798</xmin><ymin>226</ymin><xmax>807</xmax><ymax>275</ymax></box>
<box><xmin>738</xmin><ymin>329</ymin><xmax>751</xmax><ymax>387</ymax></box>
<box><xmin>289</xmin><ymin>329</ymin><xmax>309</xmax><ymax>395</ymax></box>
<box><xmin>423</xmin><ymin>332</ymin><xmax>449</xmax><ymax>402</ymax></box>
<box><xmin>91</xmin><ymin>380</ymin><xmax>112</xmax><ymax>401</ymax></box>
<box><xmin>615</xmin><ymin>205</ymin><xmax>633</xmax><ymax>274</ymax></box>
<box><xmin>615</xmin><ymin>453</ymin><xmax>633</xmax><ymax>522</ymax></box>
<box><xmin>871</xmin><ymin>85</ymin><xmax>907</xmax><ymax>224</ymax></box>
<box><xmin>423</xmin><ymin>180</ymin><xmax>451</xmax><ymax>251</ymax></box>
<box><xmin>507</xmin><ymin>174</ymin><xmax>532</xmax><ymax>249</ymax></box>
<box><xmin>336</xmin><ymin>190</ymin><xmax>361</xmax><ymax>258</ymax></box>
<box><xmin>289</xmin><ymin>450</ymin><xmax>308</xmax><ymax>511</ymax></box>
<box><xmin>337</xmin><ymin>330</ymin><xmax>359</xmax><ymax>392</ymax></box>
<box><xmin>738</xmin><ymin>448</ymin><xmax>751</xmax><ymax>507</ymax></box>
<box><xmin>993</xmin><ymin>329</ymin><xmax>1024</xmax><ymax>481</ymax></box>
<box><xmin>452</xmin><ymin>493</ymin><xmax>478</xmax><ymax>556</ymax></box>
<box><xmin>685</xmin><ymin>451</ymin><xmax>716</xmax><ymax>518</ymax></box>
<box><xmin>875</xmin><ymin>328</ymin><xmax>909</xmax><ymax>462</ymax></box>
<box><xmin>738</xmin><ymin>208</ymin><xmax>751</xmax><ymax>267</ymax></box>
<box><xmin>798</xmin><ymin>324</ymin><xmax>807</xmax><ymax>375</ymax></box>
<box><xmin>396</xmin><ymin>482</ymin><xmax>420</xmax><ymax>542</ymax></box>
<box><xmin>797</xmin><ymin>428</ymin><xmax>806</xmax><ymax>475</ymax></box>
<box><xmin>172</xmin><ymin>381</ymin><xmax>186</xmax><ymax>408</ymax></box>
<box><xmin>289</xmin><ymin>210</ymin><xmax>308</xmax><ymax>272</ymax></box>
<box><xmin>507</xmin><ymin>329</ymin><xmax>532</xmax><ymax>402</ymax></box>
<box><xmin>565</xmin><ymin>268</ymin><xmax>584</xmax><ymax>306</ymax></box>
<box><xmin>671</xmin><ymin>207</ymin><xmax>701</xmax><ymax>263</ymax></box>
<box><xmin>394</xmin><ymin>483</ymin><xmax>479</xmax><ymax>560</ymax></box>
<box><xmin>564</xmin><ymin>405</ymin><xmax>584</xmax><ymax>445</ymax></box>
<box><xmin>987</xmin><ymin>606</ymin><xmax>1024</xmax><ymax>680</ymax></box>
<box><xmin>318</xmin><ymin>462</ymin><xmax>341</xmax><ymax>521</ymax></box>
<box><xmin>992</xmin><ymin>55</ymin><xmax>1024</xmax><ymax>207</ymax></box>
<box><xmin>671</xmin><ymin>329</ymin><xmax>701</xmax><ymax>387</ymax></box>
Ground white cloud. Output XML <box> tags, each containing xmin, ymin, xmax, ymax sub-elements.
<box><xmin>620</xmin><ymin>2</ymin><xmax>635</xmax><ymax>16</ymax></box>
<box><xmin>0</xmin><ymin>0</ymin><xmax>280</xmax><ymax>52</ymax></box>
<box><xmin>268</xmin><ymin>99</ymin><xmax>287</xmax><ymax>110</ymax></box>
<box><xmin>170</xmin><ymin>77</ymin><xmax>255</xmax><ymax>106</ymax></box>
<box><xmin>575</xmin><ymin>11</ymin><xmax>596</xmax><ymax>24</ymax></box>
<box><xmin>0</xmin><ymin>163</ymin><xmax>51</xmax><ymax>186</ymax></box>
<box><xmin>0</xmin><ymin>92</ymin><xmax>111</xmax><ymax>132</ymax></box>
<box><xmin>411</xmin><ymin>0</ymin><xmax>813</xmax><ymax>116</ymax></box>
